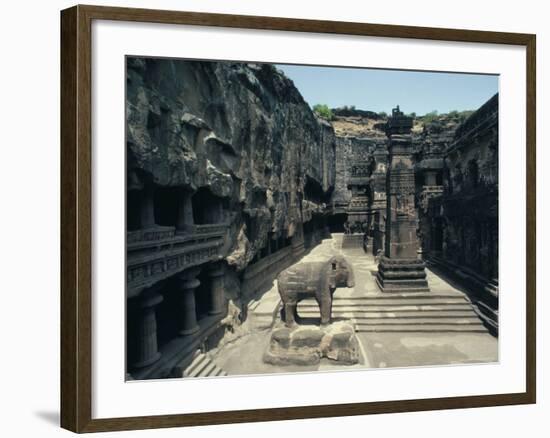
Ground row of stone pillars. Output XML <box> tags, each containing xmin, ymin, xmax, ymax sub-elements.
<box><xmin>130</xmin><ymin>262</ymin><xmax>226</xmax><ymax>370</ymax></box>
<box><xmin>135</xmin><ymin>185</ymin><xmax>195</xmax><ymax>231</ymax></box>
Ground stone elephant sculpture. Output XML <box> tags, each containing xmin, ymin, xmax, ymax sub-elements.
<box><xmin>276</xmin><ymin>255</ymin><xmax>355</xmax><ymax>328</ymax></box>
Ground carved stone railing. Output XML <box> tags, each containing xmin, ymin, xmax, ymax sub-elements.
<box><xmin>347</xmin><ymin>195</ymin><xmax>370</xmax><ymax>211</ymax></box>
<box><xmin>423</xmin><ymin>185</ymin><xmax>444</xmax><ymax>195</ymax></box>
<box><xmin>127</xmin><ymin>223</ymin><xmax>229</xmax><ymax>297</ymax></box>
<box><xmin>127</xmin><ymin>226</ymin><xmax>176</xmax><ymax>244</ymax></box>
<box><xmin>331</xmin><ymin>201</ymin><xmax>349</xmax><ymax>214</ymax></box>
<box><xmin>186</xmin><ymin>223</ymin><xmax>229</xmax><ymax>236</ymax></box>
<box><xmin>241</xmin><ymin>246</ymin><xmax>293</xmax><ymax>297</ymax></box>
<box><xmin>128</xmin><ymin>222</ymin><xmax>229</xmax><ymax>247</ymax></box>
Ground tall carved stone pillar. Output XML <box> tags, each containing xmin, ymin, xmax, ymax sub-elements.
<box><xmin>140</xmin><ymin>184</ymin><xmax>156</xmax><ymax>229</ymax></box>
<box><xmin>176</xmin><ymin>190</ymin><xmax>194</xmax><ymax>233</ymax></box>
<box><xmin>132</xmin><ymin>285</ymin><xmax>163</xmax><ymax>368</ymax></box>
<box><xmin>207</xmin><ymin>263</ymin><xmax>225</xmax><ymax>316</ymax></box>
<box><xmin>376</xmin><ymin>106</ymin><xmax>429</xmax><ymax>292</ymax></box>
<box><xmin>178</xmin><ymin>269</ymin><xmax>200</xmax><ymax>335</ymax></box>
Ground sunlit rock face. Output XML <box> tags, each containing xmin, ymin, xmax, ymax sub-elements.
<box><xmin>126</xmin><ymin>58</ymin><xmax>336</xmax><ymax>269</ymax></box>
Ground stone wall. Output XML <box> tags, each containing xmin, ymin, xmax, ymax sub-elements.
<box><xmin>127</xmin><ymin>58</ymin><xmax>336</xmax><ymax>270</ymax></box>
<box><xmin>126</xmin><ymin>58</ymin><xmax>337</xmax><ymax>378</ymax></box>
<box><xmin>421</xmin><ymin>94</ymin><xmax>499</xmax><ymax>325</ymax></box>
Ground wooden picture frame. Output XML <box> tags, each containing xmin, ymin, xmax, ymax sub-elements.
<box><xmin>60</xmin><ymin>4</ymin><xmax>536</xmax><ymax>433</ymax></box>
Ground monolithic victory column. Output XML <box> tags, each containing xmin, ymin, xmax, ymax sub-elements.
<box><xmin>376</xmin><ymin>106</ymin><xmax>430</xmax><ymax>292</ymax></box>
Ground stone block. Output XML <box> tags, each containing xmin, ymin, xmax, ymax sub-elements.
<box><xmin>263</xmin><ymin>321</ymin><xmax>360</xmax><ymax>366</ymax></box>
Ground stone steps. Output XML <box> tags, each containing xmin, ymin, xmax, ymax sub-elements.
<box><xmin>299</xmin><ymin>299</ymin><xmax>470</xmax><ymax>308</ymax></box>
<box><xmin>354</xmin><ymin>317</ymin><xmax>483</xmax><ymax>325</ymax></box>
<box><xmin>355</xmin><ymin>324</ymin><xmax>488</xmax><ymax>333</ymax></box>
<box><xmin>296</xmin><ymin>292</ymin><xmax>488</xmax><ymax>333</ymax></box>
<box><xmin>298</xmin><ymin>305</ymin><xmax>473</xmax><ymax>316</ymax></box>
<box><xmin>341</xmin><ymin>235</ymin><xmax>365</xmax><ymax>250</ymax></box>
<box><xmin>327</xmin><ymin>291</ymin><xmax>468</xmax><ymax>299</ymax></box>
<box><xmin>299</xmin><ymin>310</ymin><xmax>481</xmax><ymax>319</ymax></box>
<box><xmin>183</xmin><ymin>352</ymin><xmax>227</xmax><ymax>378</ymax></box>
<box><xmin>248</xmin><ymin>287</ymin><xmax>281</xmax><ymax>329</ymax></box>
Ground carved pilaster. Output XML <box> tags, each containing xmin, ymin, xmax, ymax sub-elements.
<box><xmin>176</xmin><ymin>189</ymin><xmax>194</xmax><ymax>232</ymax></box>
<box><xmin>207</xmin><ymin>262</ymin><xmax>225</xmax><ymax>316</ymax></box>
<box><xmin>132</xmin><ymin>285</ymin><xmax>163</xmax><ymax>368</ymax></box>
<box><xmin>178</xmin><ymin>268</ymin><xmax>200</xmax><ymax>336</ymax></box>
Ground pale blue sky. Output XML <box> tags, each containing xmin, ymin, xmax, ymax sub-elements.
<box><xmin>276</xmin><ymin>64</ymin><xmax>498</xmax><ymax>116</ymax></box>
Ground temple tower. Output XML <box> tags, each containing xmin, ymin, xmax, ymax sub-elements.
<box><xmin>376</xmin><ymin>106</ymin><xmax>429</xmax><ymax>292</ymax></box>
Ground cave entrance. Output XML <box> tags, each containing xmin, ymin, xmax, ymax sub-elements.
<box><xmin>192</xmin><ymin>188</ymin><xmax>225</xmax><ymax>224</ymax></box>
<box><xmin>127</xmin><ymin>190</ymin><xmax>142</xmax><ymax>231</ymax></box>
<box><xmin>155</xmin><ymin>279</ymin><xmax>179</xmax><ymax>349</ymax></box>
<box><xmin>154</xmin><ymin>186</ymin><xmax>180</xmax><ymax>227</ymax></box>
<box><xmin>328</xmin><ymin>213</ymin><xmax>348</xmax><ymax>232</ymax></box>
<box><xmin>304</xmin><ymin>176</ymin><xmax>323</xmax><ymax>205</ymax></box>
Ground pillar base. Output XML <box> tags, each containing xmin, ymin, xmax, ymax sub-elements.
<box><xmin>179</xmin><ymin>325</ymin><xmax>200</xmax><ymax>336</ymax></box>
<box><xmin>376</xmin><ymin>256</ymin><xmax>430</xmax><ymax>293</ymax></box>
<box><xmin>132</xmin><ymin>351</ymin><xmax>161</xmax><ymax>369</ymax></box>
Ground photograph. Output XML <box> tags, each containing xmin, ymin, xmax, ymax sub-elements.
<box><xmin>0</xmin><ymin>0</ymin><xmax>543</xmax><ymax>435</ymax></box>
<box><xmin>125</xmin><ymin>57</ymin><xmax>499</xmax><ymax>380</ymax></box>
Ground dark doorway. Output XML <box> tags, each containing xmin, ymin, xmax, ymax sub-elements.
<box><xmin>192</xmin><ymin>188</ymin><xmax>223</xmax><ymax>224</ymax></box>
<box><xmin>328</xmin><ymin>213</ymin><xmax>347</xmax><ymax>232</ymax></box>
<box><xmin>154</xmin><ymin>186</ymin><xmax>179</xmax><ymax>227</ymax></box>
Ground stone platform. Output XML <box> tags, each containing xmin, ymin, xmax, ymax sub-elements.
<box><xmin>298</xmin><ymin>234</ymin><xmax>489</xmax><ymax>333</ymax></box>
<box><xmin>376</xmin><ymin>256</ymin><xmax>430</xmax><ymax>293</ymax></box>
<box><xmin>263</xmin><ymin>321</ymin><xmax>360</xmax><ymax>366</ymax></box>
<box><xmin>208</xmin><ymin>234</ymin><xmax>496</xmax><ymax>377</ymax></box>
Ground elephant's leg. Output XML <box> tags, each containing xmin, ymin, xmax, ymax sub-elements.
<box><xmin>284</xmin><ymin>302</ymin><xmax>298</xmax><ymax>327</ymax></box>
<box><xmin>319</xmin><ymin>291</ymin><xmax>333</xmax><ymax>326</ymax></box>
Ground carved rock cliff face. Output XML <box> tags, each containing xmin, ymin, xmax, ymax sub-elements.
<box><xmin>126</xmin><ymin>58</ymin><xmax>336</xmax><ymax>270</ymax></box>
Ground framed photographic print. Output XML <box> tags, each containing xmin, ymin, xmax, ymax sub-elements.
<box><xmin>60</xmin><ymin>4</ymin><xmax>536</xmax><ymax>433</ymax></box>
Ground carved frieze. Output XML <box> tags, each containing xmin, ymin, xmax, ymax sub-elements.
<box><xmin>127</xmin><ymin>223</ymin><xmax>229</xmax><ymax>297</ymax></box>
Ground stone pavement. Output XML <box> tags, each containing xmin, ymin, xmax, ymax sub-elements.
<box><xmin>212</xmin><ymin>234</ymin><xmax>498</xmax><ymax>377</ymax></box>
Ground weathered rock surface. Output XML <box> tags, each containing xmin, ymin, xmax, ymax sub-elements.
<box><xmin>263</xmin><ymin>322</ymin><xmax>360</xmax><ymax>365</ymax></box>
<box><xmin>127</xmin><ymin>58</ymin><xmax>336</xmax><ymax>270</ymax></box>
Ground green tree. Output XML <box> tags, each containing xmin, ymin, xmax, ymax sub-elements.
<box><xmin>378</xmin><ymin>111</ymin><xmax>388</xmax><ymax>118</ymax></box>
<box><xmin>312</xmin><ymin>104</ymin><xmax>333</xmax><ymax>120</ymax></box>
<box><xmin>422</xmin><ymin>110</ymin><xmax>439</xmax><ymax>123</ymax></box>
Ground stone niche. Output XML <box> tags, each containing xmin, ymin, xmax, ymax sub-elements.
<box><xmin>263</xmin><ymin>322</ymin><xmax>360</xmax><ymax>366</ymax></box>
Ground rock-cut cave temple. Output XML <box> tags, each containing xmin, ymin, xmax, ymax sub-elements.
<box><xmin>125</xmin><ymin>58</ymin><xmax>499</xmax><ymax>379</ymax></box>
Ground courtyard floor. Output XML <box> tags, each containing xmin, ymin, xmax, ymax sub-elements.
<box><xmin>212</xmin><ymin>234</ymin><xmax>498</xmax><ymax>377</ymax></box>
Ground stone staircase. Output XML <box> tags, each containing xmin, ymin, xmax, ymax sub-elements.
<box><xmin>247</xmin><ymin>286</ymin><xmax>281</xmax><ymax>330</ymax></box>
<box><xmin>297</xmin><ymin>291</ymin><xmax>488</xmax><ymax>333</ymax></box>
<box><xmin>341</xmin><ymin>234</ymin><xmax>365</xmax><ymax>251</ymax></box>
<box><xmin>484</xmin><ymin>277</ymin><xmax>499</xmax><ymax>299</ymax></box>
<box><xmin>181</xmin><ymin>351</ymin><xmax>228</xmax><ymax>378</ymax></box>
<box><xmin>424</xmin><ymin>257</ymin><xmax>499</xmax><ymax>335</ymax></box>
